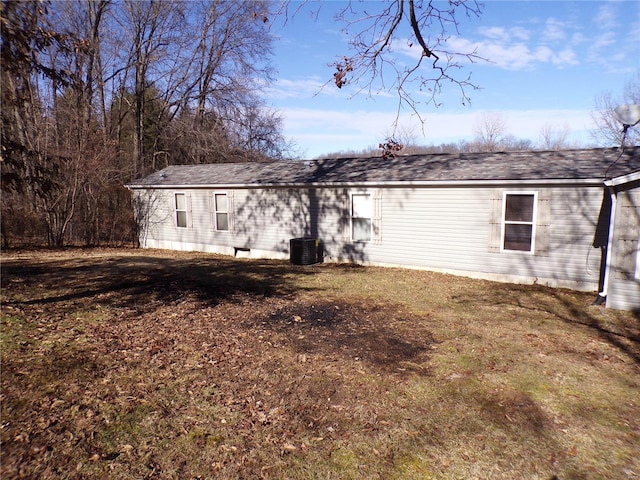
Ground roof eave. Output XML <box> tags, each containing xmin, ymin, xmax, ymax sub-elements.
<box><xmin>604</xmin><ymin>170</ymin><xmax>640</xmax><ymax>187</ymax></box>
<box><xmin>126</xmin><ymin>178</ymin><xmax>607</xmax><ymax>189</ymax></box>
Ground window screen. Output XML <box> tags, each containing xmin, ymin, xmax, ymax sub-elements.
<box><xmin>503</xmin><ymin>194</ymin><xmax>535</xmax><ymax>252</ymax></box>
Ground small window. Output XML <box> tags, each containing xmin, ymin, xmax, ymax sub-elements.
<box><xmin>351</xmin><ymin>193</ymin><xmax>372</xmax><ymax>242</ymax></box>
<box><xmin>502</xmin><ymin>193</ymin><xmax>536</xmax><ymax>252</ymax></box>
<box><xmin>175</xmin><ymin>193</ymin><xmax>187</xmax><ymax>228</ymax></box>
<box><xmin>214</xmin><ymin>193</ymin><xmax>229</xmax><ymax>231</ymax></box>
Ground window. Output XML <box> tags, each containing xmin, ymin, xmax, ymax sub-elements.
<box><xmin>214</xmin><ymin>192</ymin><xmax>229</xmax><ymax>231</ymax></box>
<box><xmin>502</xmin><ymin>193</ymin><xmax>536</xmax><ymax>252</ymax></box>
<box><xmin>174</xmin><ymin>193</ymin><xmax>187</xmax><ymax>228</ymax></box>
<box><xmin>351</xmin><ymin>193</ymin><xmax>372</xmax><ymax>241</ymax></box>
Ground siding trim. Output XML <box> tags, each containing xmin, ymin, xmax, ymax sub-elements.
<box><xmin>488</xmin><ymin>189</ymin><xmax>502</xmax><ymax>253</ymax></box>
<box><xmin>535</xmin><ymin>190</ymin><xmax>551</xmax><ymax>257</ymax></box>
<box><xmin>373</xmin><ymin>190</ymin><xmax>382</xmax><ymax>244</ymax></box>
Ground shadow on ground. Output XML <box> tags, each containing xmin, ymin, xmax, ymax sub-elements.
<box><xmin>1</xmin><ymin>249</ymin><xmax>311</xmax><ymax>313</ymax></box>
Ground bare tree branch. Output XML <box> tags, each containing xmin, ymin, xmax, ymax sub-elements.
<box><xmin>590</xmin><ymin>74</ymin><xmax>640</xmax><ymax>148</ymax></box>
<box><xmin>315</xmin><ymin>0</ymin><xmax>487</xmax><ymax>135</ymax></box>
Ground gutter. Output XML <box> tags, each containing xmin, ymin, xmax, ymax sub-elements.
<box><xmin>603</xmin><ymin>170</ymin><xmax>640</xmax><ymax>187</ymax></box>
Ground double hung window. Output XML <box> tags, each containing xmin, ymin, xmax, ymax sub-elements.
<box><xmin>174</xmin><ymin>193</ymin><xmax>188</xmax><ymax>228</ymax></box>
<box><xmin>502</xmin><ymin>193</ymin><xmax>536</xmax><ymax>252</ymax></box>
<box><xmin>351</xmin><ymin>193</ymin><xmax>372</xmax><ymax>242</ymax></box>
<box><xmin>213</xmin><ymin>193</ymin><xmax>229</xmax><ymax>231</ymax></box>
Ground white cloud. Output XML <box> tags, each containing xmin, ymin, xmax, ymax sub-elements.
<box><xmin>594</xmin><ymin>4</ymin><xmax>618</xmax><ymax>30</ymax></box>
<box><xmin>445</xmin><ymin>36</ymin><xmax>578</xmax><ymax>70</ymax></box>
<box><xmin>511</xmin><ymin>27</ymin><xmax>531</xmax><ymax>41</ymax></box>
<box><xmin>478</xmin><ymin>26</ymin><xmax>511</xmax><ymax>42</ymax></box>
<box><xmin>267</xmin><ymin>77</ymin><xmax>332</xmax><ymax>100</ymax></box>
<box><xmin>397</xmin><ymin>22</ymin><xmax>582</xmax><ymax>71</ymax></box>
<box><xmin>542</xmin><ymin>18</ymin><xmax>568</xmax><ymax>42</ymax></box>
<box><xmin>571</xmin><ymin>32</ymin><xmax>588</xmax><ymax>45</ymax></box>
<box><xmin>478</xmin><ymin>26</ymin><xmax>531</xmax><ymax>43</ymax></box>
<box><xmin>553</xmin><ymin>47</ymin><xmax>579</xmax><ymax>67</ymax></box>
<box><xmin>587</xmin><ymin>31</ymin><xmax>617</xmax><ymax>62</ymax></box>
<box><xmin>279</xmin><ymin>108</ymin><xmax>407</xmax><ymax>156</ymax></box>
<box><xmin>268</xmin><ymin>73</ymin><xmax>397</xmax><ymax>103</ymax></box>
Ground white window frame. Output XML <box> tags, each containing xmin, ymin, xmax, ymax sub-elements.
<box><xmin>350</xmin><ymin>192</ymin><xmax>372</xmax><ymax>242</ymax></box>
<box><xmin>174</xmin><ymin>192</ymin><xmax>188</xmax><ymax>229</ymax></box>
<box><xmin>212</xmin><ymin>191</ymin><xmax>229</xmax><ymax>232</ymax></box>
<box><xmin>500</xmin><ymin>191</ymin><xmax>537</xmax><ymax>253</ymax></box>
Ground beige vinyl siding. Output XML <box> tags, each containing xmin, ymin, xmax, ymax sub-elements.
<box><xmin>234</xmin><ymin>188</ymin><xmax>304</xmax><ymax>254</ymax></box>
<box><xmin>135</xmin><ymin>183</ymin><xmax>604</xmax><ymax>291</ymax></box>
<box><xmin>372</xmin><ymin>188</ymin><xmax>488</xmax><ymax>270</ymax></box>
<box><xmin>229</xmin><ymin>188</ymin><xmax>348</xmax><ymax>257</ymax></box>
<box><xmin>607</xmin><ymin>188</ymin><xmax>640</xmax><ymax>311</ymax></box>
<box><xmin>138</xmin><ymin>189</ymin><xmax>237</xmax><ymax>252</ymax></box>
<box><xmin>139</xmin><ymin>187</ymin><xmax>346</xmax><ymax>256</ymax></box>
<box><xmin>359</xmin><ymin>186</ymin><xmax>602</xmax><ymax>289</ymax></box>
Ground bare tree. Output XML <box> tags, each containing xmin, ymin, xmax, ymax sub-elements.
<box><xmin>1</xmin><ymin>0</ymin><xmax>293</xmax><ymax>246</ymax></box>
<box><xmin>107</xmin><ymin>0</ymin><xmax>283</xmax><ymax>168</ymax></box>
<box><xmin>473</xmin><ymin>112</ymin><xmax>508</xmax><ymax>152</ymax></box>
<box><xmin>591</xmin><ymin>74</ymin><xmax>640</xmax><ymax>148</ymax></box>
<box><xmin>114</xmin><ymin>0</ymin><xmax>186</xmax><ymax>177</ymax></box>
<box><xmin>539</xmin><ymin>123</ymin><xmax>570</xmax><ymax>150</ymax></box>
<box><xmin>45</xmin><ymin>0</ymin><xmax>124</xmax><ymax>246</ymax></box>
<box><xmin>177</xmin><ymin>0</ymin><xmax>280</xmax><ymax>163</ymax></box>
<box><xmin>381</xmin><ymin>125</ymin><xmax>421</xmax><ymax>154</ymax></box>
<box><xmin>0</xmin><ymin>0</ymin><xmax>81</xmax><ymax>246</ymax></box>
<box><xmin>278</xmin><ymin>0</ymin><xmax>484</xmax><ymax>130</ymax></box>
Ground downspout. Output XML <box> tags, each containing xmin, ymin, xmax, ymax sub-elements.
<box><xmin>594</xmin><ymin>185</ymin><xmax>617</xmax><ymax>305</ymax></box>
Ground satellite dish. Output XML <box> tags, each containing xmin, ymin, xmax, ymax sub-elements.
<box><xmin>613</xmin><ymin>104</ymin><xmax>640</xmax><ymax>126</ymax></box>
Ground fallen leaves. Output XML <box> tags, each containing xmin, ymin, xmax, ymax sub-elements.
<box><xmin>2</xmin><ymin>249</ymin><xmax>639</xmax><ymax>480</ymax></box>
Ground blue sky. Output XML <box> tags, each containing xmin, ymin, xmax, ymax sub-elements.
<box><xmin>266</xmin><ymin>1</ymin><xmax>640</xmax><ymax>158</ymax></box>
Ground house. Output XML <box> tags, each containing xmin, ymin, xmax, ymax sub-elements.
<box><xmin>127</xmin><ymin>147</ymin><xmax>640</xmax><ymax>312</ymax></box>
<box><xmin>602</xmin><ymin>169</ymin><xmax>640</xmax><ymax>311</ymax></box>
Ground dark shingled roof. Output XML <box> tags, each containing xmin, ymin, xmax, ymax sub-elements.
<box><xmin>128</xmin><ymin>147</ymin><xmax>640</xmax><ymax>188</ymax></box>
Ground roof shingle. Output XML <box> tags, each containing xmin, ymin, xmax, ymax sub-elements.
<box><xmin>128</xmin><ymin>147</ymin><xmax>640</xmax><ymax>188</ymax></box>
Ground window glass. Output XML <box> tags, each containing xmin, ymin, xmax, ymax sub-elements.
<box><xmin>214</xmin><ymin>193</ymin><xmax>227</xmax><ymax>212</ymax></box>
<box><xmin>504</xmin><ymin>224</ymin><xmax>533</xmax><ymax>251</ymax></box>
<box><xmin>503</xmin><ymin>193</ymin><xmax>535</xmax><ymax>252</ymax></box>
<box><xmin>353</xmin><ymin>218</ymin><xmax>372</xmax><ymax>241</ymax></box>
<box><xmin>176</xmin><ymin>211</ymin><xmax>187</xmax><ymax>228</ymax></box>
<box><xmin>505</xmin><ymin>194</ymin><xmax>534</xmax><ymax>222</ymax></box>
<box><xmin>175</xmin><ymin>193</ymin><xmax>186</xmax><ymax>211</ymax></box>
<box><xmin>352</xmin><ymin>194</ymin><xmax>372</xmax><ymax>241</ymax></box>
<box><xmin>216</xmin><ymin>213</ymin><xmax>229</xmax><ymax>231</ymax></box>
<box><xmin>352</xmin><ymin>194</ymin><xmax>372</xmax><ymax>218</ymax></box>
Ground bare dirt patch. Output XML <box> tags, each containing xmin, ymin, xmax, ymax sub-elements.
<box><xmin>1</xmin><ymin>248</ymin><xmax>639</xmax><ymax>479</ymax></box>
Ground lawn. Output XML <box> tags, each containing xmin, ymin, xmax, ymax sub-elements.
<box><xmin>1</xmin><ymin>248</ymin><xmax>638</xmax><ymax>479</ymax></box>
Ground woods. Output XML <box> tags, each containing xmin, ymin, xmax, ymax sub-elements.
<box><xmin>4</xmin><ymin>0</ymin><xmax>630</xmax><ymax>248</ymax></box>
<box><xmin>1</xmin><ymin>0</ymin><xmax>288</xmax><ymax>247</ymax></box>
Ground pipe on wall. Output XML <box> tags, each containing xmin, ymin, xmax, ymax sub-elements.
<box><xmin>595</xmin><ymin>185</ymin><xmax>617</xmax><ymax>304</ymax></box>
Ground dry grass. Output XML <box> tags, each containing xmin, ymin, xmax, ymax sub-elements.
<box><xmin>1</xmin><ymin>248</ymin><xmax>639</xmax><ymax>480</ymax></box>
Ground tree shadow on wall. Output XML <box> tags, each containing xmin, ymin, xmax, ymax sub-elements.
<box><xmin>235</xmin><ymin>185</ymin><xmax>369</xmax><ymax>264</ymax></box>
